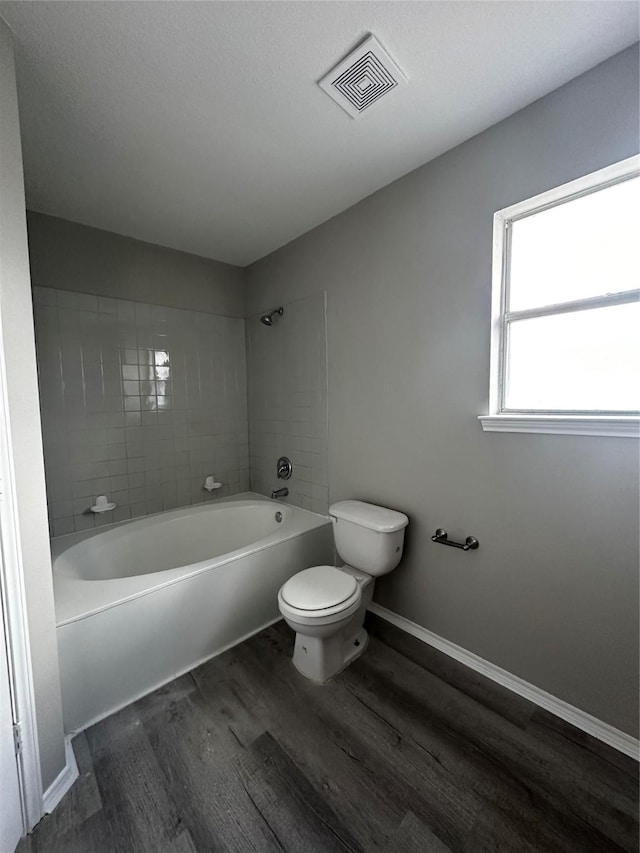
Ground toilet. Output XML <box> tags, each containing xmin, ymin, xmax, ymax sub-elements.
<box><xmin>277</xmin><ymin>500</ymin><xmax>409</xmax><ymax>682</ymax></box>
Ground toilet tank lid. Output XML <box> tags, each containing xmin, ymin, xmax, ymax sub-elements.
<box><xmin>329</xmin><ymin>500</ymin><xmax>409</xmax><ymax>533</ymax></box>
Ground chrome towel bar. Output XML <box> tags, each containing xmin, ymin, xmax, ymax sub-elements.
<box><xmin>431</xmin><ymin>528</ymin><xmax>479</xmax><ymax>551</ymax></box>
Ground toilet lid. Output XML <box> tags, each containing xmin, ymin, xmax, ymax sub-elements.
<box><xmin>281</xmin><ymin>566</ymin><xmax>358</xmax><ymax>611</ymax></box>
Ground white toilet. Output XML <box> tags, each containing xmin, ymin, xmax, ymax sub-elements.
<box><xmin>277</xmin><ymin>500</ymin><xmax>409</xmax><ymax>682</ymax></box>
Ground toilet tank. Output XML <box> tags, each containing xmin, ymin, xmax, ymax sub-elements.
<box><xmin>329</xmin><ymin>500</ymin><xmax>409</xmax><ymax>576</ymax></box>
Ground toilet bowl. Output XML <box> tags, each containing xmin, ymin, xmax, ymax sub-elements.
<box><xmin>278</xmin><ymin>500</ymin><xmax>408</xmax><ymax>682</ymax></box>
<box><xmin>278</xmin><ymin>564</ymin><xmax>374</xmax><ymax>682</ymax></box>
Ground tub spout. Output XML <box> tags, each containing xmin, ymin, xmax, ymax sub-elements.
<box><xmin>271</xmin><ymin>487</ymin><xmax>289</xmax><ymax>499</ymax></box>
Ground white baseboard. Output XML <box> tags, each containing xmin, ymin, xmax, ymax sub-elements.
<box><xmin>368</xmin><ymin>603</ymin><xmax>639</xmax><ymax>761</ymax></box>
<box><xmin>42</xmin><ymin>735</ymin><xmax>78</xmax><ymax>814</ymax></box>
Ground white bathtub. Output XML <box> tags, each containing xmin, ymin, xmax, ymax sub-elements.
<box><xmin>52</xmin><ymin>493</ymin><xmax>333</xmax><ymax>733</ymax></box>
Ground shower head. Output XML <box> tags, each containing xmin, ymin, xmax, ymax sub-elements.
<box><xmin>260</xmin><ymin>307</ymin><xmax>284</xmax><ymax>326</ymax></box>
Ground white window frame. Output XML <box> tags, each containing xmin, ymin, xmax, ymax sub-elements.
<box><xmin>479</xmin><ymin>155</ymin><xmax>640</xmax><ymax>438</ymax></box>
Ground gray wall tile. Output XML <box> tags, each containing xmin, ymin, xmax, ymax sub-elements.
<box><xmin>246</xmin><ymin>292</ymin><xmax>328</xmax><ymax>513</ymax></box>
<box><xmin>34</xmin><ymin>287</ymin><xmax>249</xmax><ymax>533</ymax></box>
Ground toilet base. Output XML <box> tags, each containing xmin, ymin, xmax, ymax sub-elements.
<box><xmin>292</xmin><ymin>626</ymin><xmax>369</xmax><ymax>683</ymax></box>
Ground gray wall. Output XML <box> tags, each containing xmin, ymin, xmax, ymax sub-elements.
<box><xmin>0</xmin><ymin>20</ymin><xmax>66</xmax><ymax>790</ymax></box>
<box><xmin>247</xmin><ymin>292</ymin><xmax>328</xmax><ymax>513</ymax></box>
<box><xmin>246</xmin><ymin>45</ymin><xmax>640</xmax><ymax>737</ymax></box>
<box><xmin>33</xmin><ymin>287</ymin><xmax>248</xmax><ymax>536</ymax></box>
<box><xmin>27</xmin><ymin>211</ymin><xmax>245</xmax><ymax>317</ymax></box>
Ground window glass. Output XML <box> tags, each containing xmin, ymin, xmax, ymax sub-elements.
<box><xmin>509</xmin><ymin>176</ymin><xmax>640</xmax><ymax>312</ymax></box>
<box><xmin>505</xmin><ymin>301</ymin><xmax>640</xmax><ymax>412</ymax></box>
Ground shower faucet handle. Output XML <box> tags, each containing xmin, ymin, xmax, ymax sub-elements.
<box><xmin>277</xmin><ymin>456</ymin><xmax>293</xmax><ymax>480</ymax></box>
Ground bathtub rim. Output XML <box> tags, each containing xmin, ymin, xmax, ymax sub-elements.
<box><xmin>53</xmin><ymin>492</ymin><xmax>331</xmax><ymax>628</ymax></box>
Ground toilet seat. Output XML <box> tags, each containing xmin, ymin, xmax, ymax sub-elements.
<box><xmin>279</xmin><ymin>565</ymin><xmax>362</xmax><ymax>626</ymax></box>
<box><xmin>281</xmin><ymin>566</ymin><xmax>357</xmax><ymax>610</ymax></box>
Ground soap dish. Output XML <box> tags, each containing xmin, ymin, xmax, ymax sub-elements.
<box><xmin>90</xmin><ymin>502</ymin><xmax>116</xmax><ymax>513</ymax></box>
<box><xmin>203</xmin><ymin>482</ymin><xmax>223</xmax><ymax>492</ymax></box>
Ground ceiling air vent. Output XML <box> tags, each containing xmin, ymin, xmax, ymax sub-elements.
<box><xmin>319</xmin><ymin>35</ymin><xmax>407</xmax><ymax>119</ymax></box>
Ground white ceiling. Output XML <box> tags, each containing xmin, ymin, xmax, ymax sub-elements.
<box><xmin>1</xmin><ymin>2</ymin><xmax>637</xmax><ymax>267</ymax></box>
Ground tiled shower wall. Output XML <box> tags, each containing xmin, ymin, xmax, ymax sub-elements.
<box><xmin>33</xmin><ymin>287</ymin><xmax>249</xmax><ymax>536</ymax></box>
<box><xmin>247</xmin><ymin>292</ymin><xmax>328</xmax><ymax>514</ymax></box>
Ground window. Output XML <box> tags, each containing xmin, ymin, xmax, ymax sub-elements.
<box><xmin>480</xmin><ymin>155</ymin><xmax>640</xmax><ymax>437</ymax></box>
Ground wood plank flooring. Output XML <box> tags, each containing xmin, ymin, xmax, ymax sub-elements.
<box><xmin>18</xmin><ymin>615</ymin><xmax>639</xmax><ymax>853</ymax></box>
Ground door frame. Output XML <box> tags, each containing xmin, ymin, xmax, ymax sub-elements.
<box><xmin>0</xmin><ymin>308</ymin><xmax>43</xmax><ymax>834</ymax></box>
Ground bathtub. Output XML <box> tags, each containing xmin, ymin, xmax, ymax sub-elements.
<box><xmin>52</xmin><ymin>493</ymin><xmax>333</xmax><ymax>733</ymax></box>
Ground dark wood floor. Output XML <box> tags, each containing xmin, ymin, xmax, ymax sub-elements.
<box><xmin>19</xmin><ymin>615</ymin><xmax>639</xmax><ymax>853</ymax></box>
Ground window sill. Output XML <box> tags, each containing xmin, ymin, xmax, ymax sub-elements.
<box><xmin>478</xmin><ymin>414</ymin><xmax>640</xmax><ymax>438</ymax></box>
